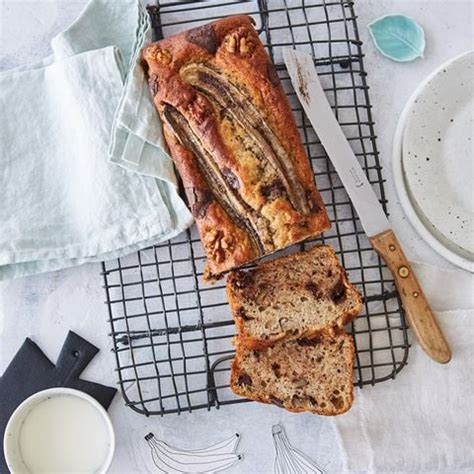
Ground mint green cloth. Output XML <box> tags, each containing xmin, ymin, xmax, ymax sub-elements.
<box><xmin>0</xmin><ymin>0</ymin><xmax>192</xmax><ymax>280</ymax></box>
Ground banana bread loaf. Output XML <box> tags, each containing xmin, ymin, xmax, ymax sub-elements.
<box><xmin>142</xmin><ymin>16</ymin><xmax>330</xmax><ymax>281</ymax></box>
<box><xmin>227</xmin><ymin>245</ymin><xmax>363</xmax><ymax>349</ymax></box>
<box><xmin>231</xmin><ymin>332</ymin><xmax>354</xmax><ymax>415</ymax></box>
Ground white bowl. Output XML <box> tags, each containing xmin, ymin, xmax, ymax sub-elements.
<box><xmin>3</xmin><ymin>388</ymin><xmax>115</xmax><ymax>473</ymax></box>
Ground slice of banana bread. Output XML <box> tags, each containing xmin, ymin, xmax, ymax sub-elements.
<box><xmin>227</xmin><ymin>245</ymin><xmax>362</xmax><ymax>349</ymax></box>
<box><xmin>230</xmin><ymin>332</ymin><xmax>354</xmax><ymax>415</ymax></box>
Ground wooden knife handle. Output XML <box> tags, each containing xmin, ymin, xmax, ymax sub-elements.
<box><xmin>370</xmin><ymin>229</ymin><xmax>451</xmax><ymax>364</ymax></box>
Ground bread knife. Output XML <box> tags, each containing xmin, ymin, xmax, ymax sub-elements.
<box><xmin>283</xmin><ymin>48</ymin><xmax>451</xmax><ymax>364</ymax></box>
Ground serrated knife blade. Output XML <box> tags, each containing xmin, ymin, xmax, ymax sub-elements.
<box><xmin>283</xmin><ymin>47</ymin><xmax>389</xmax><ymax>237</ymax></box>
<box><xmin>283</xmin><ymin>48</ymin><xmax>451</xmax><ymax>364</ymax></box>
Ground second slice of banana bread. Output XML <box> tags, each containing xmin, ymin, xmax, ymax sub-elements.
<box><xmin>231</xmin><ymin>332</ymin><xmax>354</xmax><ymax>415</ymax></box>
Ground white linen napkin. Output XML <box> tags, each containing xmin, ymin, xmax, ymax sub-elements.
<box><xmin>333</xmin><ymin>263</ymin><xmax>474</xmax><ymax>472</ymax></box>
<box><xmin>0</xmin><ymin>0</ymin><xmax>193</xmax><ymax>280</ymax></box>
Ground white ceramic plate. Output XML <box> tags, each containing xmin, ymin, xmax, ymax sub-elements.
<box><xmin>393</xmin><ymin>50</ymin><xmax>474</xmax><ymax>272</ymax></box>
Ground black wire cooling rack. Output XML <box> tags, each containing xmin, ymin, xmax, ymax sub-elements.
<box><xmin>101</xmin><ymin>0</ymin><xmax>410</xmax><ymax>416</ymax></box>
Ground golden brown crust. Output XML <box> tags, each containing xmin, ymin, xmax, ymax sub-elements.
<box><xmin>142</xmin><ymin>16</ymin><xmax>330</xmax><ymax>281</ymax></box>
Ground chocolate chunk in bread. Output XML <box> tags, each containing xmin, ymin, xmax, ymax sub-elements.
<box><xmin>230</xmin><ymin>332</ymin><xmax>354</xmax><ymax>416</ymax></box>
<box><xmin>185</xmin><ymin>24</ymin><xmax>219</xmax><ymax>54</ymax></box>
<box><xmin>227</xmin><ymin>245</ymin><xmax>363</xmax><ymax>349</ymax></box>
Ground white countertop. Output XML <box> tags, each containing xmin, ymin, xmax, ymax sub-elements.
<box><xmin>1</xmin><ymin>1</ymin><xmax>472</xmax><ymax>472</ymax></box>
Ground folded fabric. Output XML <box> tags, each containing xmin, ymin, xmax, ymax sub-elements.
<box><xmin>108</xmin><ymin>2</ymin><xmax>177</xmax><ymax>180</ymax></box>
<box><xmin>0</xmin><ymin>0</ymin><xmax>193</xmax><ymax>280</ymax></box>
<box><xmin>332</xmin><ymin>263</ymin><xmax>474</xmax><ymax>472</ymax></box>
<box><xmin>49</xmin><ymin>0</ymin><xmax>173</xmax><ymax>180</ymax></box>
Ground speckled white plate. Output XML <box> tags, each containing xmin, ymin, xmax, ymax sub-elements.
<box><xmin>393</xmin><ymin>50</ymin><xmax>474</xmax><ymax>272</ymax></box>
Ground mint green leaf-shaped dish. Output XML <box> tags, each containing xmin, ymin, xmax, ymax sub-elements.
<box><xmin>368</xmin><ymin>14</ymin><xmax>425</xmax><ymax>62</ymax></box>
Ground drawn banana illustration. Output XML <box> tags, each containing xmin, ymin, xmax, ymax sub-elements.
<box><xmin>145</xmin><ymin>432</ymin><xmax>242</xmax><ymax>473</ymax></box>
<box><xmin>149</xmin><ymin>432</ymin><xmax>241</xmax><ymax>456</ymax></box>
<box><xmin>272</xmin><ymin>424</ymin><xmax>324</xmax><ymax>474</ymax></box>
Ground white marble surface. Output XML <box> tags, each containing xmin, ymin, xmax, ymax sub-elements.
<box><xmin>0</xmin><ymin>1</ymin><xmax>473</xmax><ymax>473</ymax></box>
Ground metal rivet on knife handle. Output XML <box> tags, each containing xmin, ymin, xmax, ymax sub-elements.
<box><xmin>398</xmin><ymin>266</ymin><xmax>410</xmax><ymax>278</ymax></box>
